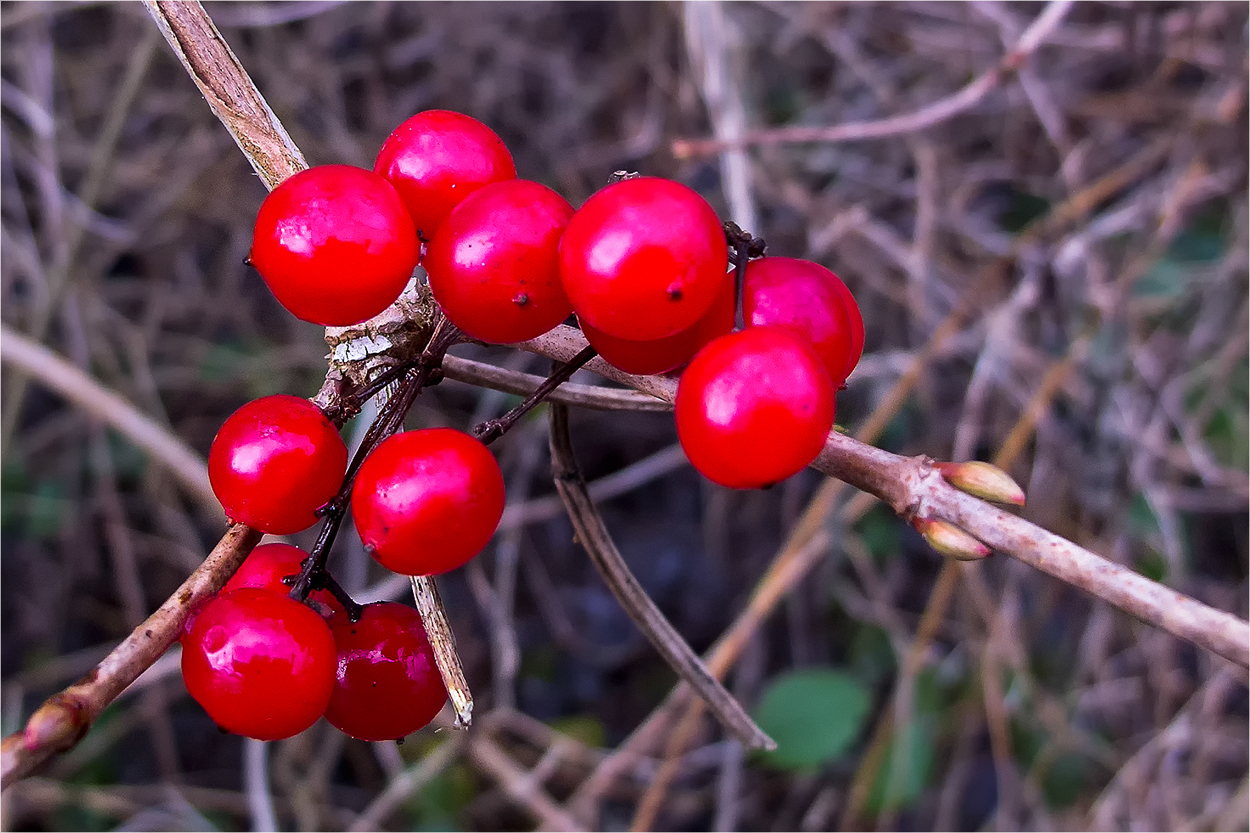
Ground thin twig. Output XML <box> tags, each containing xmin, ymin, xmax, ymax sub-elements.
<box><xmin>348</xmin><ymin>735</ymin><xmax>465</xmax><ymax>832</ymax></box>
<box><xmin>243</xmin><ymin>739</ymin><xmax>278</xmax><ymax>833</ymax></box>
<box><xmin>518</xmin><ymin>326</ymin><xmax>678</xmax><ymax>404</ymax></box>
<box><xmin>548</xmin><ymin>402</ymin><xmax>775</xmax><ymax>751</ymax></box>
<box><xmin>440</xmin><ymin>354</ymin><xmax>670</xmax><ymax>412</ymax></box>
<box><xmin>626</xmin><ymin>530</ymin><xmax>833</xmax><ymax>831</ymax></box>
<box><xmin>468</xmin><ymin>735</ymin><xmax>581</xmax><ymax>833</ymax></box>
<box><xmin>521</xmin><ymin>327</ymin><xmax>1250</xmax><ymax>670</ymax></box>
<box><xmin>670</xmin><ymin>0</ymin><xmax>1075</xmax><ymax>157</ymax></box>
<box><xmin>0</xmin><ymin>523</ymin><xmax>263</xmax><ymax>788</ymax></box>
<box><xmin>473</xmin><ymin>346</ymin><xmax>598</xmax><ymax>445</ymax></box>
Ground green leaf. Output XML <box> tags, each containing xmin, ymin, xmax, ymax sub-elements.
<box><xmin>753</xmin><ymin>668</ymin><xmax>871</xmax><ymax>770</ymax></box>
<box><xmin>866</xmin><ymin>718</ymin><xmax>935</xmax><ymax>813</ymax></box>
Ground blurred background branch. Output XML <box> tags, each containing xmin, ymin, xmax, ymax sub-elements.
<box><xmin>1</xmin><ymin>1</ymin><xmax>1245</xmax><ymax>830</ymax></box>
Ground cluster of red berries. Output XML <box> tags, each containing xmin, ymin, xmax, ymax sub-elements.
<box><xmin>207</xmin><ymin>394</ymin><xmax>505</xmax><ymax>577</ymax></box>
<box><xmin>181</xmin><ymin>543</ymin><xmax>446</xmax><ymax>742</ymax></box>
<box><xmin>195</xmin><ymin>393</ymin><xmax>498</xmax><ymax>740</ymax></box>
<box><xmin>186</xmin><ymin>109</ymin><xmax>863</xmax><ymax>743</ymax></box>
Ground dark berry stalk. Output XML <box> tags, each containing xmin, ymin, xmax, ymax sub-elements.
<box><xmin>723</xmin><ymin>221</ymin><xmax>765</xmax><ymax>331</ymax></box>
<box><xmin>288</xmin><ymin>317</ymin><xmax>463</xmax><ymax>611</ymax></box>
<box><xmin>471</xmin><ymin>345</ymin><xmax>598</xmax><ymax>446</ymax></box>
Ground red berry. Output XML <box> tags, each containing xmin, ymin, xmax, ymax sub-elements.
<box><xmin>425</xmin><ymin>179</ymin><xmax>574</xmax><ymax>344</ymax></box>
<box><xmin>179</xmin><ymin>542</ymin><xmax>341</xmax><ymax>644</ymax></box>
<box><xmin>351</xmin><ymin>428</ymin><xmax>505</xmax><ymax>576</ymax></box>
<box><xmin>829</xmin><ymin>273</ymin><xmax>865</xmax><ymax>379</ymax></box>
<box><xmin>559</xmin><ymin>177</ymin><xmax>727</xmax><ymax>342</ymax></box>
<box><xmin>580</xmin><ymin>266</ymin><xmax>736</xmax><ymax>376</ymax></box>
<box><xmin>323</xmin><ymin>602</ymin><xmax>447</xmax><ymax>741</ymax></box>
<box><xmin>208</xmin><ymin>395</ymin><xmax>347</xmax><ymax>534</ymax></box>
<box><xmin>743</xmin><ymin>257</ymin><xmax>862</xmax><ymax>384</ymax></box>
<box><xmin>222</xmin><ymin>543</ymin><xmax>346</xmax><ymax>620</ymax></box>
<box><xmin>675</xmin><ymin>327</ymin><xmax>835</xmax><ymax>489</ymax></box>
<box><xmin>249</xmin><ymin>165</ymin><xmax>420</xmax><ymax>326</ymax></box>
<box><xmin>181</xmin><ymin>588</ymin><xmax>336</xmax><ymax>741</ymax></box>
<box><xmin>374</xmin><ymin>110</ymin><xmax>516</xmax><ymax>239</ymax></box>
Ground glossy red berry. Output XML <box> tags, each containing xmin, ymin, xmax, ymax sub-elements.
<box><xmin>743</xmin><ymin>257</ymin><xmax>862</xmax><ymax>384</ymax></box>
<box><xmin>208</xmin><ymin>395</ymin><xmax>347</xmax><ymax>534</ymax></box>
<box><xmin>179</xmin><ymin>542</ymin><xmax>341</xmax><ymax>644</ymax></box>
<box><xmin>675</xmin><ymin>327</ymin><xmax>835</xmax><ymax>489</ymax></box>
<box><xmin>580</xmin><ymin>266</ymin><xmax>736</xmax><ymax>376</ymax></box>
<box><xmin>181</xmin><ymin>588</ymin><xmax>337</xmax><ymax>741</ymax></box>
<box><xmin>323</xmin><ymin>602</ymin><xmax>448</xmax><ymax>741</ymax></box>
<box><xmin>351</xmin><ymin>428</ymin><xmax>505</xmax><ymax>576</ymax></box>
<box><xmin>559</xmin><ymin>177</ymin><xmax>727</xmax><ymax>342</ymax></box>
<box><xmin>425</xmin><ymin>179</ymin><xmax>574</xmax><ymax>344</ymax></box>
<box><xmin>374</xmin><ymin>110</ymin><xmax>517</xmax><ymax>239</ymax></box>
<box><xmin>249</xmin><ymin>165</ymin><xmax>420</xmax><ymax>326</ymax></box>
<box><xmin>829</xmin><ymin>273</ymin><xmax>865</xmax><ymax>379</ymax></box>
<box><xmin>222</xmin><ymin>543</ymin><xmax>346</xmax><ymax>620</ymax></box>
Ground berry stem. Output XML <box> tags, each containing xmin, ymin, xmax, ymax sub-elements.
<box><xmin>316</xmin><ymin>572</ymin><xmax>365</xmax><ymax>621</ymax></box>
<box><xmin>289</xmin><ymin>314</ymin><xmax>463</xmax><ymax>605</ymax></box>
<box><xmin>471</xmin><ymin>345</ymin><xmax>598</xmax><ymax>446</ymax></box>
<box><xmin>723</xmin><ymin>221</ymin><xmax>765</xmax><ymax>330</ymax></box>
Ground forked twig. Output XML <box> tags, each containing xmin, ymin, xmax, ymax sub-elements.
<box><xmin>523</xmin><ymin>326</ymin><xmax>1250</xmax><ymax>670</ymax></box>
<box><xmin>146</xmin><ymin>0</ymin><xmax>475</xmax><ymax>728</ymax></box>
<box><xmin>548</xmin><ymin>402</ymin><xmax>775</xmax><ymax>751</ymax></box>
<box><xmin>0</xmin><ymin>0</ymin><xmax>472</xmax><ymax>787</ymax></box>
<box><xmin>0</xmin><ymin>524</ymin><xmax>263</xmax><ymax>787</ymax></box>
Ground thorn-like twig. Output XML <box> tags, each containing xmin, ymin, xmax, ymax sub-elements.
<box><xmin>472</xmin><ymin>346</ymin><xmax>598</xmax><ymax>445</ymax></box>
<box><xmin>548</xmin><ymin>400</ymin><xmax>776</xmax><ymax>751</ymax></box>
